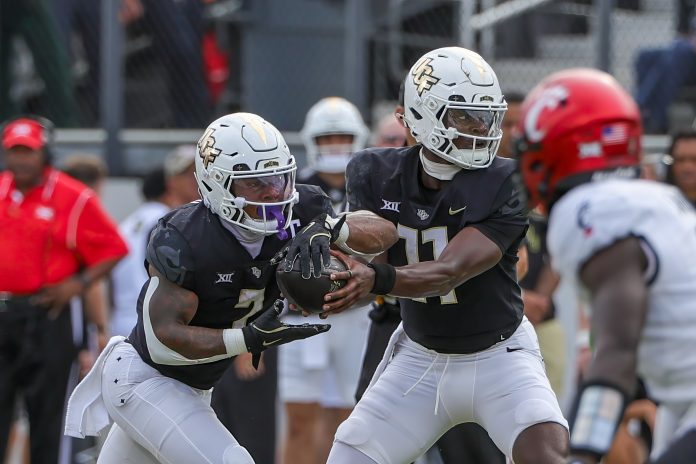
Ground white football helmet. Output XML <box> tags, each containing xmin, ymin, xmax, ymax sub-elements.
<box><xmin>403</xmin><ymin>47</ymin><xmax>507</xmax><ymax>169</ymax></box>
<box><xmin>300</xmin><ymin>97</ymin><xmax>369</xmax><ymax>173</ymax></box>
<box><xmin>195</xmin><ymin>113</ymin><xmax>298</xmax><ymax>239</ymax></box>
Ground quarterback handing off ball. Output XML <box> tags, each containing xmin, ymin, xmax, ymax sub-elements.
<box><xmin>276</xmin><ymin>255</ymin><xmax>347</xmax><ymax>313</ymax></box>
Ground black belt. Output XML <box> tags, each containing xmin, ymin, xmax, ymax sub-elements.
<box><xmin>0</xmin><ymin>292</ymin><xmax>38</xmax><ymax>311</ymax></box>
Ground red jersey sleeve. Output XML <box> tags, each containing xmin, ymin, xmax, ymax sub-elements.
<box><xmin>73</xmin><ymin>195</ymin><xmax>129</xmax><ymax>266</ymax></box>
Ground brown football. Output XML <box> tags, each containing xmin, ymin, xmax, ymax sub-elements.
<box><xmin>276</xmin><ymin>255</ymin><xmax>347</xmax><ymax>313</ymax></box>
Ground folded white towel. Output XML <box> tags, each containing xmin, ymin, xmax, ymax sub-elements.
<box><xmin>64</xmin><ymin>336</ymin><xmax>126</xmax><ymax>438</ymax></box>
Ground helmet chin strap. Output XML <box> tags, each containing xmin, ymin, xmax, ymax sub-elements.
<box><xmin>419</xmin><ymin>149</ymin><xmax>461</xmax><ymax>180</ymax></box>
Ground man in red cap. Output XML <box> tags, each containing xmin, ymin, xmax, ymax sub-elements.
<box><xmin>0</xmin><ymin>116</ymin><xmax>128</xmax><ymax>463</ymax></box>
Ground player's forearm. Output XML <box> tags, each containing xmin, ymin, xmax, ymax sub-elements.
<box><xmin>343</xmin><ymin>211</ymin><xmax>398</xmax><ymax>254</ymax></box>
<box><xmin>585</xmin><ymin>345</ymin><xmax>638</xmax><ymax>396</ymax></box>
<box><xmin>389</xmin><ymin>231</ymin><xmax>501</xmax><ymax>298</ymax></box>
<box><xmin>155</xmin><ymin>323</ymin><xmax>227</xmax><ymax>359</ymax></box>
<box><xmin>390</xmin><ymin>261</ymin><xmax>460</xmax><ymax>298</ymax></box>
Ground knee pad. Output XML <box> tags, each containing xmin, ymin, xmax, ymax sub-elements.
<box><xmin>223</xmin><ymin>444</ymin><xmax>254</xmax><ymax>464</ymax></box>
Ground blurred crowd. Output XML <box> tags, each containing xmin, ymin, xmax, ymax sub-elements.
<box><xmin>0</xmin><ymin>0</ymin><xmax>222</xmax><ymax>128</ymax></box>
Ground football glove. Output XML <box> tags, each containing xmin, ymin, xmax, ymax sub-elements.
<box><xmin>242</xmin><ymin>300</ymin><xmax>331</xmax><ymax>369</ymax></box>
<box><xmin>275</xmin><ymin>213</ymin><xmax>347</xmax><ymax>279</ymax></box>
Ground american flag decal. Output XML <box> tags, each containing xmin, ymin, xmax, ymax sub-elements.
<box><xmin>601</xmin><ymin>124</ymin><xmax>628</xmax><ymax>145</ymax></box>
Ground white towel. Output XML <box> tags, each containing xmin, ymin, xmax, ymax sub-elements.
<box><xmin>64</xmin><ymin>336</ymin><xmax>125</xmax><ymax>438</ymax></box>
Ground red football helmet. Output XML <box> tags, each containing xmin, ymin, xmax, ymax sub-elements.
<box><xmin>515</xmin><ymin>68</ymin><xmax>642</xmax><ymax>209</ymax></box>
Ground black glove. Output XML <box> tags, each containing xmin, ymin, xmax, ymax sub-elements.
<box><xmin>242</xmin><ymin>300</ymin><xmax>331</xmax><ymax>369</ymax></box>
<box><xmin>277</xmin><ymin>213</ymin><xmax>347</xmax><ymax>279</ymax></box>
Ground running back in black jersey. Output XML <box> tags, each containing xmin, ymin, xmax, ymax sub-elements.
<box><xmin>127</xmin><ymin>184</ymin><xmax>333</xmax><ymax>389</ymax></box>
<box><xmin>346</xmin><ymin>146</ymin><xmax>527</xmax><ymax>353</ymax></box>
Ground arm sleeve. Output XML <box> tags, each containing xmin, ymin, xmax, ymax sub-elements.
<box><xmin>74</xmin><ymin>195</ymin><xmax>129</xmax><ymax>266</ymax></box>
<box><xmin>346</xmin><ymin>152</ymin><xmax>376</xmax><ymax>213</ymax></box>
<box><xmin>145</xmin><ymin>221</ymin><xmax>197</xmax><ymax>290</ymax></box>
<box><xmin>469</xmin><ymin>173</ymin><xmax>528</xmax><ymax>253</ymax></box>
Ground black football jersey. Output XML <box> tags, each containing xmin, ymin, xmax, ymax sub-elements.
<box><xmin>127</xmin><ymin>185</ymin><xmax>332</xmax><ymax>389</ymax></box>
<box><xmin>346</xmin><ymin>146</ymin><xmax>527</xmax><ymax>353</ymax></box>
<box><xmin>298</xmin><ymin>168</ymin><xmax>347</xmax><ymax>212</ymax></box>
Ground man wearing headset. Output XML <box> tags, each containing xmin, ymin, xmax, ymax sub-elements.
<box><xmin>0</xmin><ymin>115</ymin><xmax>128</xmax><ymax>462</ymax></box>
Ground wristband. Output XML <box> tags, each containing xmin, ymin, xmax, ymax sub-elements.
<box><xmin>366</xmin><ymin>262</ymin><xmax>396</xmax><ymax>295</ymax></box>
<box><xmin>569</xmin><ymin>382</ymin><xmax>628</xmax><ymax>459</ymax></box>
<box><xmin>222</xmin><ymin>328</ymin><xmax>248</xmax><ymax>356</ymax></box>
<box><xmin>75</xmin><ymin>271</ymin><xmax>91</xmax><ymax>288</ymax></box>
<box><xmin>325</xmin><ymin>214</ymin><xmax>350</xmax><ymax>246</ymax></box>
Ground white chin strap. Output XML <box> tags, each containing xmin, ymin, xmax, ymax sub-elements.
<box><xmin>419</xmin><ymin>149</ymin><xmax>462</xmax><ymax>180</ymax></box>
<box><xmin>219</xmin><ymin>214</ymin><xmax>276</xmax><ymax>243</ymax></box>
<box><xmin>315</xmin><ymin>154</ymin><xmax>351</xmax><ymax>174</ymax></box>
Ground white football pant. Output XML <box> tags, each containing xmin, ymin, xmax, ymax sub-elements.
<box><xmin>328</xmin><ymin>318</ymin><xmax>568</xmax><ymax>464</ymax></box>
<box><xmin>96</xmin><ymin>342</ymin><xmax>254</xmax><ymax>464</ymax></box>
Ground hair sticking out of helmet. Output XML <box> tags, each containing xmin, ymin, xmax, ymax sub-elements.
<box><xmin>514</xmin><ymin>68</ymin><xmax>642</xmax><ymax>210</ymax></box>
<box><xmin>301</xmin><ymin>97</ymin><xmax>369</xmax><ymax>173</ymax></box>
<box><xmin>402</xmin><ymin>47</ymin><xmax>507</xmax><ymax>170</ymax></box>
<box><xmin>194</xmin><ymin>113</ymin><xmax>298</xmax><ymax>240</ymax></box>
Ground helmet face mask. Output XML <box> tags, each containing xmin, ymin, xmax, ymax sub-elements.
<box><xmin>195</xmin><ymin>113</ymin><xmax>299</xmax><ymax>239</ymax></box>
<box><xmin>301</xmin><ymin>97</ymin><xmax>368</xmax><ymax>174</ymax></box>
<box><xmin>403</xmin><ymin>47</ymin><xmax>507</xmax><ymax>170</ymax></box>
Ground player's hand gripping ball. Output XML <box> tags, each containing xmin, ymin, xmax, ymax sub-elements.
<box><xmin>276</xmin><ymin>255</ymin><xmax>347</xmax><ymax>313</ymax></box>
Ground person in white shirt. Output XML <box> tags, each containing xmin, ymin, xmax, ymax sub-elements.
<box><xmin>110</xmin><ymin>146</ymin><xmax>199</xmax><ymax>337</ymax></box>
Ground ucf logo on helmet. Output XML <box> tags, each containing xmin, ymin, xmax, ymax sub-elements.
<box><xmin>412</xmin><ymin>57</ymin><xmax>440</xmax><ymax>96</ymax></box>
<box><xmin>198</xmin><ymin>127</ymin><xmax>222</xmax><ymax>168</ymax></box>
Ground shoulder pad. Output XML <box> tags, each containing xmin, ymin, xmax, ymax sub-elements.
<box><xmin>146</xmin><ymin>220</ymin><xmax>196</xmax><ymax>288</ymax></box>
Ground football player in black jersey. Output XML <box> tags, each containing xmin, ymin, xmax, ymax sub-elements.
<box><xmin>319</xmin><ymin>48</ymin><xmax>569</xmax><ymax>464</ymax></box>
<box><xmin>65</xmin><ymin>113</ymin><xmax>397</xmax><ymax>463</ymax></box>
<box><xmin>280</xmin><ymin>97</ymin><xmax>372</xmax><ymax>464</ymax></box>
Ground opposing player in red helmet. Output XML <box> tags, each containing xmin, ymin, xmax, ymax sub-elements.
<box><xmin>517</xmin><ymin>68</ymin><xmax>696</xmax><ymax>464</ymax></box>
<box><xmin>517</xmin><ymin>68</ymin><xmax>642</xmax><ymax>210</ymax></box>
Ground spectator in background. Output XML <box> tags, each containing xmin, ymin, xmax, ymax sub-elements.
<box><xmin>62</xmin><ymin>155</ymin><xmax>108</xmax><ymax>196</ymax></box>
<box><xmin>60</xmin><ymin>153</ymin><xmax>114</xmax><ymax>462</ymax></box>
<box><xmin>60</xmin><ymin>154</ymin><xmax>112</xmax><ymax>369</ymax></box>
<box><xmin>110</xmin><ymin>145</ymin><xmax>198</xmax><ymax>338</ymax></box>
<box><xmin>499</xmin><ymin>92</ymin><xmax>524</xmax><ymax>158</ymax></box>
<box><xmin>0</xmin><ymin>0</ymin><xmax>78</xmax><ymax>126</ymax></box>
<box><xmin>634</xmin><ymin>2</ymin><xmax>696</xmax><ymax>134</ymax></box>
<box><xmin>666</xmin><ymin>131</ymin><xmax>696</xmax><ymax>207</ymax></box>
<box><xmin>641</xmin><ymin>152</ymin><xmax>673</xmax><ymax>182</ymax></box>
<box><xmin>52</xmin><ymin>0</ymin><xmax>211</xmax><ymax>127</ymax></box>
<box><xmin>371</xmin><ymin>112</ymin><xmax>408</xmax><ymax>148</ymax></box>
<box><xmin>0</xmin><ymin>116</ymin><xmax>127</xmax><ymax>463</ymax></box>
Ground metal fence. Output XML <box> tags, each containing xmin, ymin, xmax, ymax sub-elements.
<box><xmin>0</xmin><ymin>0</ymin><xmax>687</xmax><ymax>174</ymax></box>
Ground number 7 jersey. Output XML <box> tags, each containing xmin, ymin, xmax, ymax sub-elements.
<box><xmin>548</xmin><ymin>179</ymin><xmax>696</xmax><ymax>403</ymax></box>
<box><xmin>346</xmin><ymin>146</ymin><xmax>528</xmax><ymax>354</ymax></box>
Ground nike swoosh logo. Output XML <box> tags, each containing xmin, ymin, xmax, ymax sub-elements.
<box><xmin>506</xmin><ymin>347</ymin><xmax>523</xmax><ymax>353</ymax></box>
<box><xmin>263</xmin><ymin>339</ymin><xmax>283</xmax><ymax>347</ymax></box>
<box><xmin>448</xmin><ymin>206</ymin><xmax>467</xmax><ymax>215</ymax></box>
